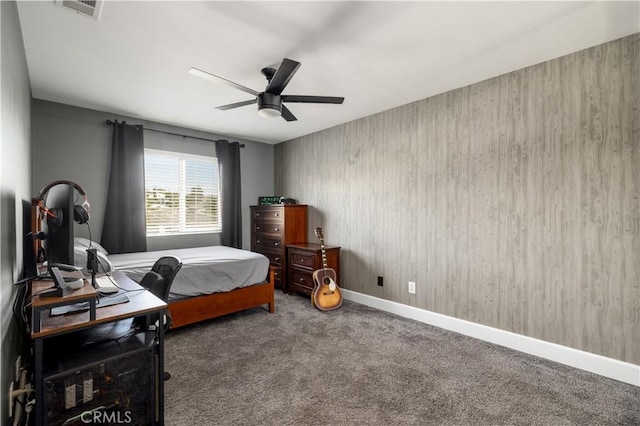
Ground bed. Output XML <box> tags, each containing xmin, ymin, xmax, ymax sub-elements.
<box><xmin>73</xmin><ymin>240</ymin><xmax>275</xmax><ymax>328</ymax></box>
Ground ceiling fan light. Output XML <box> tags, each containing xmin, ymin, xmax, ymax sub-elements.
<box><xmin>257</xmin><ymin>106</ymin><xmax>281</xmax><ymax>119</ymax></box>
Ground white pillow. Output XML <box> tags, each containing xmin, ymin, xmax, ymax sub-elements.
<box><xmin>73</xmin><ymin>237</ymin><xmax>109</xmax><ymax>255</ymax></box>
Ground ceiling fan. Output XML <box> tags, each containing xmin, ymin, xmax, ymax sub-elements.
<box><xmin>188</xmin><ymin>58</ymin><xmax>344</xmax><ymax>122</ymax></box>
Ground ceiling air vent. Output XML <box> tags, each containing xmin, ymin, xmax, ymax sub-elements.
<box><xmin>55</xmin><ymin>0</ymin><xmax>104</xmax><ymax>20</ymax></box>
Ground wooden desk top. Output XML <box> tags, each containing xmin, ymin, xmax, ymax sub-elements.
<box><xmin>31</xmin><ymin>271</ymin><xmax>167</xmax><ymax>339</ymax></box>
<box><xmin>31</xmin><ymin>277</ymin><xmax>97</xmax><ymax>309</ymax></box>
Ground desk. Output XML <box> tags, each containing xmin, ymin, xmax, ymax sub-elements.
<box><xmin>31</xmin><ymin>271</ymin><xmax>167</xmax><ymax>425</ymax></box>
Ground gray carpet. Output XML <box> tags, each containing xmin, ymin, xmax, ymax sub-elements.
<box><xmin>164</xmin><ymin>292</ymin><xmax>639</xmax><ymax>425</ymax></box>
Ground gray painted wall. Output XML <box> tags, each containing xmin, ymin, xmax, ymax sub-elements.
<box><xmin>275</xmin><ymin>34</ymin><xmax>639</xmax><ymax>365</ymax></box>
<box><xmin>1</xmin><ymin>1</ymin><xmax>32</xmax><ymax>421</ymax></box>
<box><xmin>32</xmin><ymin>100</ymin><xmax>274</xmax><ymax>251</ymax></box>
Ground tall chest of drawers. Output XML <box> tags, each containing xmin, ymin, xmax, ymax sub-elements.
<box><xmin>250</xmin><ymin>204</ymin><xmax>308</xmax><ymax>291</ymax></box>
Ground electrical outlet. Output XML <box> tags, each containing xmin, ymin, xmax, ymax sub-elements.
<box><xmin>408</xmin><ymin>281</ymin><xmax>416</xmax><ymax>294</ymax></box>
<box><xmin>377</xmin><ymin>276</ymin><xmax>384</xmax><ymax>287</ymax></box>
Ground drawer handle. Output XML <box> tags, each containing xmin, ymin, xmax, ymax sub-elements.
<box><xmin>256</xmin><ymin>240</ymin><xmax>261</xmax><ymax>244</ymax></box>
<box><xmin>255</xmin><ymin>213</ymin><xmax>260</xmax><ymax>217</ymax></box>
<box><xmin>274</xmin><ymin>227</ymin><xmax>280</xmax><ymax>231</ymax></box>
<box><xmin>274</xmin><ymin>271</ymin><xmax>279</xmax><ymax>276</ymax></box>
<box><xmin>299</xmin><ymin>278</ymin><xmax>305</xmax><ymax>282</ymax></box>
<box><xmin>274</xmin><ymin>242</ymin><xmax>280</xmax><ymax>247</ymax></box>
<box><xmin>275</xmin><ymin>213</ymin><xmax>280</xmax><ymax>217</ymax></box>
<box><xmin>274</xmin><ymin>257</ymin><xmax>280</xmax><ymax>262</ymax></box>
<box><xmin>256</xmin><ymin>226</ymin><xmax>260</xmax><ymax>230</ymax></box>
<box><xmin>300</xmin><ymin>259</ymin><xmax>305</xmax><ymax>264</ymax></box>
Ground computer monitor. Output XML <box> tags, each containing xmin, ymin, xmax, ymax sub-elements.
<box><xmin>41</xmin><ymin>182</ymin><xmax>75</xmax><ymax>266</ymax></box>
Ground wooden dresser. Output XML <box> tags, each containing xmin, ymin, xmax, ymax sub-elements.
<box><xmin>286</xmin><ymin>243</ymin><xmax>340</xmax><ymax>296</ymax></box>
<box><xmin>250</xmin><ymin>204</ymin><xmax>307</xmax><ymax>291</ymax></box>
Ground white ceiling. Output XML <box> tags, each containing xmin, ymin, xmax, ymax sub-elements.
<box><xmin>16</xmin><ymin>1</ymin><xmax>640</xmax><ymax>144</ymax></box>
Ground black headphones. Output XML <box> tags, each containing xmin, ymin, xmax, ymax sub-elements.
<box><xmin>37</xmin><ymin>180</ymin><xmax>91</xmax><ymax>228</ymax></box>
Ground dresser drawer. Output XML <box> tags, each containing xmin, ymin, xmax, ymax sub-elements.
<box><xmin>261</xmin><ymin>251</ymin><xmax>284</xmax><ymax>266</ymax></box>
<box><xmin>272</xmin><ymin>267</ymin><xmax>284</xmax><ymax>287</ymax></box>
<box><xmin>252</xmin><ymin>208</ymin><xmax>284</xmax><ymax>222</ymax></box>
<box><xmin>290</xmin><ymin>269</ymin><xmax>314</xmax><ymax>292</ymax></box>
<box><xmin>290</xmin><ymin>251</ymin><xmax>316</xmax><ymax>270</ymax></box>
<box><xmin>254</xmin><ymin>237</ymin><xmax>283</xmax><ymax>252</ymax></box>
<box><xmin>253</xmin><ymin>221</ymin><xmax>284</xmax><ymax>235</ymax></box>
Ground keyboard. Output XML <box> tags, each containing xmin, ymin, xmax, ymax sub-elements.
<box><xmin>94</xmin><ymin>276</ymin><xmax>120</xmax><ymax>294</ymax></box>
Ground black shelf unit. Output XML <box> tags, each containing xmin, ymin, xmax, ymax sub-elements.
<box><xmin>39</xmin><ymin>322</ymin><xmax>161</xmax><ymax>426</ymax></box>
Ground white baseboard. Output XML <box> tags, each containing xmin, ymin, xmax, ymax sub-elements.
<box><xmin>342</xmin><ymin>289</ymin><xmax>640</xmax><ymax>387</ymax></box>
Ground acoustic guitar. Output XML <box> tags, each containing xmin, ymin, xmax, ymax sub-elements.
<box><xmin>311</xmin><ymin>227</ymin><xmax>343</xmax><ymax>311</ymax></box>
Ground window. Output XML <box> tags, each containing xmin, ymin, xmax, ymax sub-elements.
<box><xmin>144</xmin><ymin>149</ymin><xmax>220</xmax><ymax>236</ymax></box>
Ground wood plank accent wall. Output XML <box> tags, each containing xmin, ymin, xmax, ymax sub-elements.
<box><xmin>275</xmin><ymin>34</ymin><xmax>639</xmax><ymax>364</ymax></box>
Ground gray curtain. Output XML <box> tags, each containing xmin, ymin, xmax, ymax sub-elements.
<box><xmin>216</xmin><ymin>139</ymin><xmax>242</xmax><ymax>248</ymax></box>
<box><xmin>101</xmin><ymin>121</ymin><xmax>147</xmax><ymax>254</ymax></box>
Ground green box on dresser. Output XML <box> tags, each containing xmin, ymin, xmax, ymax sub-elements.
<box><xmin>250</xmin><ymin>204</ymin><xmax>308</xmax><ymax>291</ymax></box>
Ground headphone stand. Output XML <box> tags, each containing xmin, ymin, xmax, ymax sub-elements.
<box><xmin>39</xmin><ymin>285</ymin><xmax>63</xmax><ymax>298</ymax></box>
<box><xmin>40</xmin><ymin>266</ymin><xmax>65</xmax><ymax>298</ymax></box>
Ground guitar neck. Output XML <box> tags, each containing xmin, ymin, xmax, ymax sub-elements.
<box><xmin>319</xmin><ymin>238</ymin><xmax>329</xmax><ymax>271</ymax></box>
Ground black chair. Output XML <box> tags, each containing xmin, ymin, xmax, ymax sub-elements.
<box><xmin>137</xmin><ymin>256</ymin><xmax>182</xmax><ymax>331</ymax></box>
<box><xmin>139</xmin><ymin>271</ymin><xmax>166</xmax><ymax>301</ymax></box>
<box><xmin>132</xmin><ymin>271</ymin><xmax>166</xmax><ymax>331</ymax></box>
<box><xmin>150</xmin><ymin>256</ymin><xmax>182</xmax><ymax>301</ymax></box>
<box><xmin>146</xmin><ymin>256</ymin><xmax>182</xmax><ymax>381</ymax></box>
<box><xmin>131</xmin><ymin>270</ymin><xmax>172</xmax><ymax>381</ymax></box>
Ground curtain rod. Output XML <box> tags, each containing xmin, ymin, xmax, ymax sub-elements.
<box><xmin>105</xmin><ymin>119</ymin><xmax>245</xmax><ymax>147</ymax></box>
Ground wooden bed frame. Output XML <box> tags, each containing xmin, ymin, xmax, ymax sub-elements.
<box><xmin>167</xmin><ymin>267</ymin><xmax>275</xmax><ymax>329</ymax></box>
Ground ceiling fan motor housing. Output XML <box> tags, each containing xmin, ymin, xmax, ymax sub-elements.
<box><xmin>258</xmin><ymin>92</ymin><xmax>282</xmax><ymax>114</ymax></box>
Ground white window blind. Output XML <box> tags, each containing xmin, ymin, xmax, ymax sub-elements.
<box><xmin>144</xmin><ymin>149</ymin><xmax>220</xmax><ymax>236</ymax></box>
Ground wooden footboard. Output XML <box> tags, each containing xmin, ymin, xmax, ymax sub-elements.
<box><xmin>168</xmin><ymin>267</ymin><xmax>275</xmax><ymax>329</ymax></box>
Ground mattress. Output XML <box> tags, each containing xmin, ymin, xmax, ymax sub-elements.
<box><xmin>108</xmin><ymin>246</ymin><xmax>270</xmax><ymax>301</ymax></box>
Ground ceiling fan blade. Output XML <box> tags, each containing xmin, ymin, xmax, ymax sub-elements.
<box><xmin>189</xmin><ymin>67</ymin><xmax>259</xmax><ymax>97</ymax></box>
<box><xmin>216</xmin><ymin>98</ymin><xmax>257</xmax><ymax>111</ymax></box>
<box><xmin>265</xmin><ymin>58</ymin><xmax>301</xmax><ymax>95</ymax></box>
<box><xmin>282</xmin><ymin>95</ymin><xmax>344</xmax><ymax>104</ymax></box>
<box><xmin>281</xmin><ymin>105</ymin><xmax>297</xmax><ymax>122</ymax></box>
